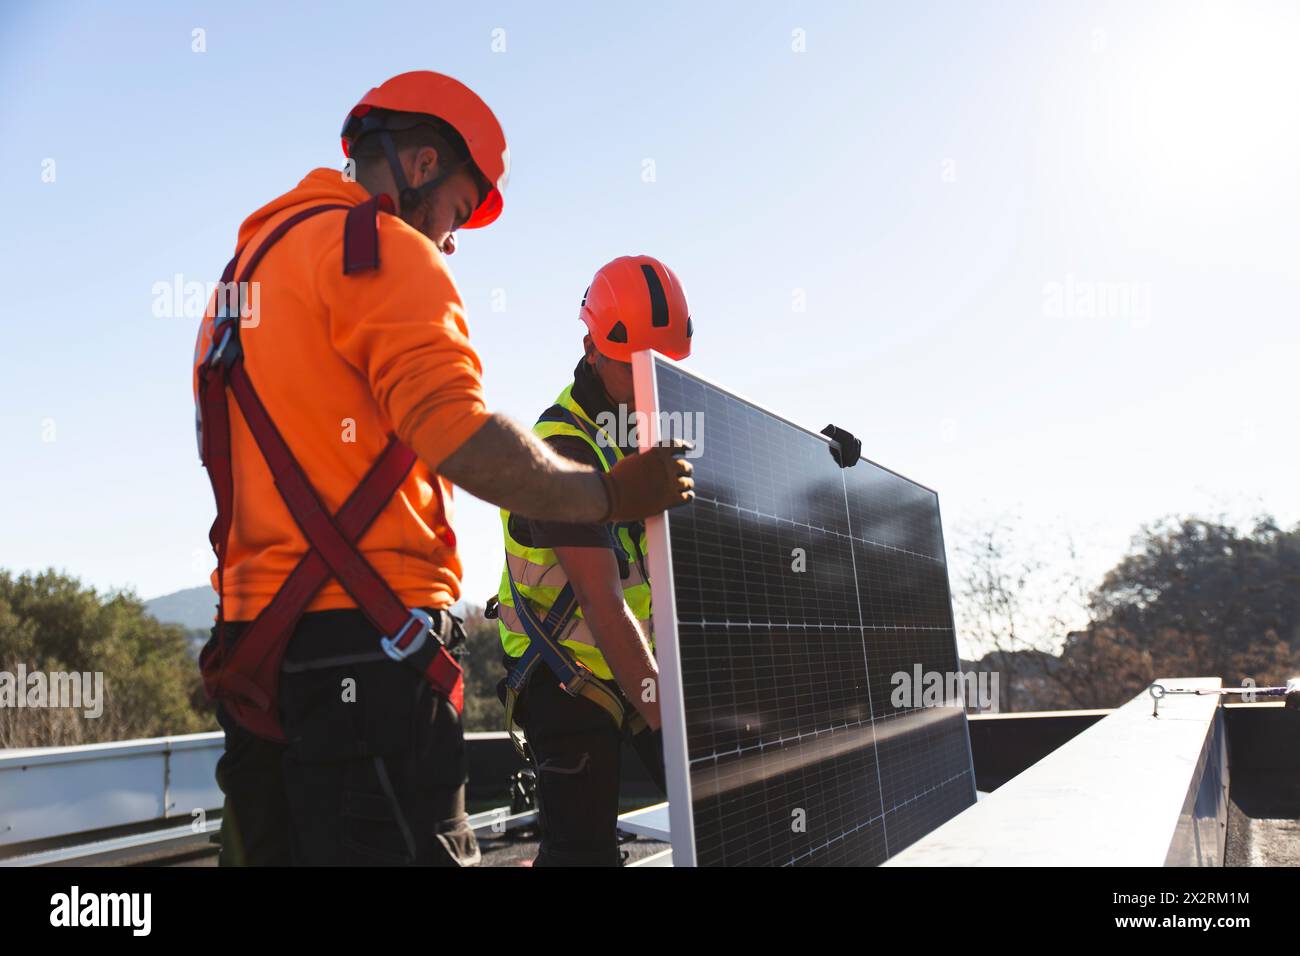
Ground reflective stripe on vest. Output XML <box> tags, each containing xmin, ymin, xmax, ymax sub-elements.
<box><xmin>497</xmin><ymin>384</ymin><xmax>651</xmax><ymax>681</ymax></box>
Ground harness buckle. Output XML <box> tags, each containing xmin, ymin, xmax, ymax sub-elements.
<box><xmin>559</xmin><ymin>667</ymin><xmax>592</xmax><ymax>698</ymax></box>
<box><xmin>381</xmin><ymin>608</ymin><xmax>436</xmax><ymax>662</ymax></box>
<box><xmin>204</xmin><ymin>287</ymin><xmax>252</xmax><ymax>369</ymax></box>
<box><xmin>204</xmin><ymin>308</ymin><xmax>243</xmax><ymax>369</ymax></box>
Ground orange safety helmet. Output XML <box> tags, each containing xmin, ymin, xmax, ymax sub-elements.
<box><xmin>580</xmin><ymin>256</ymin><xmax>693</xmax><ymax>363</ymax></box>
<box><xmin>341</xmin><ymin>71</ymin><xmax>509</xmax><ymax>228</ymax></box>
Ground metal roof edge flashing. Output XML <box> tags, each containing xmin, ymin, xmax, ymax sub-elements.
<box><xmin>885</xmin><ymin>677</ymin><xmax>1228</xmax><ymax>867</ymax></box>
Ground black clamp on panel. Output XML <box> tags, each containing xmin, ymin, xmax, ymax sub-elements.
<box><xmin>821</xmin><ymin>424</ymin><xmax>861</xmax><ymax>468</ymax></box>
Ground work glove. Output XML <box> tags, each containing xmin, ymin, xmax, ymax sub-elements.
<box><xmin>600</xmin><ymin>440</ymin><xmax>694</xmax><ymax>522</ymax></box>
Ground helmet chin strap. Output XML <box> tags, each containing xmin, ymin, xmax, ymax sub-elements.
<box><xmin>377</xmin><ymin>129</ymin><xmax>456</xmax><ymax>218</ymax></box>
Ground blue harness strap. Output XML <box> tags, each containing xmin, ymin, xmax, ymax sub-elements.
<box><xmin>506</xmin><ymin>402</ymin><xmax>617</xmax><ymax>695</ymax></box>
<box><xmin>504</xmin><ymin>571</ymin><xmax>583</xmax><ymax>693</ymax></box>
<box><xmin>502</xmin><ymin>566</ymin><xmax>629</xmax><ymax>754</ymax></box>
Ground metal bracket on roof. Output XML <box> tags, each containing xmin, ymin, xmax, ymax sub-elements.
<box><xmin>1149</xmin><ymin>682</ymin><xmax>1169</xmax><ymax>717</ymax></box>
<box><xmin>1149</xmin><ymin>679</ymin><xmax>1298</xmax><ymax>716</ymax></box>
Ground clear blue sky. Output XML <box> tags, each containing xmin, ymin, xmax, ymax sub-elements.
<box><xmin>2</xmin><ymin>1</ymin><xmax>1297</xmax><ymax>645</ymax></box>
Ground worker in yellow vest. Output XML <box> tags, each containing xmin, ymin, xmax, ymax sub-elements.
<box><xmin>491</xmin><ymin>255</ymin><xmax>693</xmax><ymax>866</ymax></box>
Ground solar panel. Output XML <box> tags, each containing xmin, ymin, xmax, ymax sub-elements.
<box><xmin>632</xmin><ymin>352</ymin><xmax>976</xmax><ymax>866</ymax></box>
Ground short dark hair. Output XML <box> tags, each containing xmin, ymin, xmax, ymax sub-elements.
<box><xmin>350</xmin><ymin>110</ymin><xmax>469</xmax><ymax>168</ymax></box>
<box><xmin>350</xmin><ymin>109</ymin><xmax>489</xmax><ymax>197</ymax></box>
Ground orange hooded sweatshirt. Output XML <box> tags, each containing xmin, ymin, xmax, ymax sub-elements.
<box><xmin>192</xmin><ymin>168</ymin><xmax>490</xmax><ymax>621</ymax></box>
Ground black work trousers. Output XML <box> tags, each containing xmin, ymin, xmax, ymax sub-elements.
<box><xmin>503</xmin><ymin>656</ymin><xmax>666</xmax><ymax>866</ymax></box>
<box><xmin>210</xmin><ymin>609</ymin><xmax>478</xmax><ymax>866</ymax></box>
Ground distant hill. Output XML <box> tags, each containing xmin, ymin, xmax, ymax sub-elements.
<box><xmin>145</xmin><ymin>585</ymin><xmax>217</xmax><ymax>631</ymax></box>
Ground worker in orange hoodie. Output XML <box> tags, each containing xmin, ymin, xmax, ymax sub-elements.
<box><xmin>192</xmin><ymin>71</ymin><xmax>693</xmax><ymax>866</ymax></box>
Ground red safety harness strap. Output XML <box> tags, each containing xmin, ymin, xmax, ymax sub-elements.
<box><xmin>238</xmin><ymin>438</ymin><xmax>417</xmax><ymax>664</ymax></box>
<box><xmin>224</xmin><ymin>363</ymin><xmax>463</xmax><ymax>675</ymax></box>
<box><xmin>198</xmin><ymin>200</ymin><xmax>463</xmax><ymax>742</ymax></box>
<box><xmin>206</xmin><ymin>435</ymin><xmax>419</xmax><ymax>733</ymax></box>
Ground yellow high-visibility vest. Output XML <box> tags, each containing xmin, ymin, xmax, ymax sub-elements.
<box><xmin>496</xmin><ymin>384</ymin><xmax>652</xmax><ymax>681</ymax></box>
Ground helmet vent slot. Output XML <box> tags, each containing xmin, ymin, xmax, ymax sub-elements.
<box><xmin>640</xmin><ymin>264</ymin><xmax>670</xmax><ymax>327</ymax></box>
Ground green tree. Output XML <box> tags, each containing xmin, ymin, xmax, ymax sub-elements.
<box><xmin>955</xmin><ymin>513</ymin><xmax>1299</xmax><ymax>710</ymax></box>
<box><xmin>1088</xmin><ymin>516</ymin><xmax>1299</xmax><ymax>682</ymax></box>
<box><xmin>0</xmin><ymin>569</ymin><xmax>215</xmax><ymax>747</ymax></box>
<box><xmin>456</xmin><ymin>603</ymin><xmax>506</xmax><ymax>733</ymax></box>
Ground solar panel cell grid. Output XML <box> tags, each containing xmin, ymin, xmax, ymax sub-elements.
<box><xmin>645</xmin><ymin>356</ymin><xmax>975</xmax><ymax>866</ymax></box>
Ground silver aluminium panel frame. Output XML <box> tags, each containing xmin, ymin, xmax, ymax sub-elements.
<box><xmin>632</xmin><ymin>349</ymin><xmax>697</xmax><ymax>866</ymax></box>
